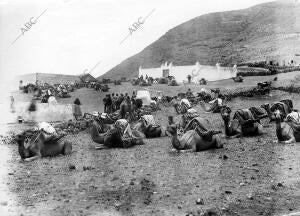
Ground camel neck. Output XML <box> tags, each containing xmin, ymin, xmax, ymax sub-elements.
<box><xmin>223</xmin><ymin>119</ymin><xmax>231</xmax><ymax>136</ymax></box>
<box><xmin>275</xmin><ymin>118</ymin><xmax>284</xmax><ymax>141</ymax></box>
<box><xmin>171</xmin><ymin>133</ymin><xmax>181</xmax><ymax>150</ymax></box>
<box><xmin>263</xmin><ymin>106</ymin><xmax>272</xmax><ymax>118</ymax></box>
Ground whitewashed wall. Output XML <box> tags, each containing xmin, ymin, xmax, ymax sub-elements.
<box><xmin>15</xmin><ymin>102</ymin><xmax>74</xmax><ymax>122</ymax></box>
<box><xmin>139</xmin><ymin>62</ymin><xmax>237</xmax><ymax>83</ymax></box>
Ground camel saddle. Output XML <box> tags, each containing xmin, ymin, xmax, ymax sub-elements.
<box><xmin>248</xmin><ymin>107</ymin><xmax>268</xmax><ymax>121</ymax></box>
<box><xmin>233</xmin><ymin>109</ymin><xmax>257</xmax><ymax>129</ymax></box>
<box><xmin>184</xmin><ymin>117</ymin><xmax>221</xmax><ymax>142</ymax></box>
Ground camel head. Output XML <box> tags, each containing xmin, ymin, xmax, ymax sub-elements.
<box><xmin>168</xmin><ymin>116</ymin><xmax>174</xmax><ymax>125</ymax></box>
<box><xmin>166</xmin><ymin>124</ymin><xmax>177</xmax><ymax>136</ymax></box>
<box><xmin>261</xmin><ymin>103</ymin><xmax>279</xmax><ymax>123</ymax></box>
<box><xmin>274</xmin><ymin>109</ymin><xmax>283</xmax><ymax>122</ymax></box>
<box><xmin>16</xmin><ymin>134</ymin><xmax>30</xmax><ymax>159</ymax></box>
<box><xmin>260</xmin><ymin>103</ymin><xmax>270</xmax><ymax>112</ymax></box>
<box><xmin>220</xmin><ymin>106</ymin><xmax>232</xmax><ymax>122</ymax></box>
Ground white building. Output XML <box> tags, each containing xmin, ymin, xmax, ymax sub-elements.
<box><xmin>138</xmin><ymin>62</ymin><xmax>237</xmax><ymax>83</ymax></box>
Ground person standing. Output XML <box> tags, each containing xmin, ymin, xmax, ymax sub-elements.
<box><xmin>106</xmin><ymin>94</ymin><xmax>113</xmax><ymax>114</ymax></box>
<box><xmin>103</xmin><ymin>94</ymin><xmax>108</xmax><ymax>113</ymax></box>
<box><xmin>73</xmin><ymin>98</ymin><xmax>82</xmax><ymax>120</ymax></box>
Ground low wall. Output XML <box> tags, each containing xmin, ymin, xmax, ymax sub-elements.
<box><xmin>15</xmin><ymin>102</ymin><xmax>74</xmax><ymax>122</ymax></box>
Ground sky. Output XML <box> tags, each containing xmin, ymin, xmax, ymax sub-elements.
<box><xmin>0</xmin><ymin>0</ymin><xmax>274</xmax><ymax>94</ymax></box>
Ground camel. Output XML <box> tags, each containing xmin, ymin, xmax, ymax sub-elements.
<box><xmin>166</xmin><ymin>117</ymin><xmax>224</xmax><ymax>152</ymax></box>
<box><xmin>90</xmin><ymin>119</ymin><xmax>145</xmax><ymax>149</ymax></box>
<box><xmin>220</xmin><ymin>106</ymin><xmax>264</xmax><ymax>137</ymax></box>
<box><xmin>17</xmin><ymin>131</ymin><xmax>72</xmax><ymax>162</ymax></box>
<box><xmin>274</xmin><ymin>110</ymin><xmax>300</xmax><ymax>144</ymax></box>
<box><xmin>261</xmin><ymin>99</ymin><xmax>293</xmax><ymax>122</ymax></box>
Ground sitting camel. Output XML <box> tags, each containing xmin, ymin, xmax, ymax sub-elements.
<box><xmin>220</xmin><ymin>106</ymin><xmax>264</xmax><ymax>137</ymax></box>
<box><xmin>17</xmin><ymin>131</ymin><xmax>72</xmax><ymax>162</ymax></box>
<box><xmin>166</xmin><ymin>116</ymin><xmax>224</xmax><ymax>152</ymax></box>
<box><xmin>274</xmin><ymin>110</ymin><xmax>300</xmax><ymax>143</ymax></box>
<box><xmin>90</xmin><ymin>119</ymin><xmax>145</xmax><ymax>149</ymax></box>
<box><xmin>261</xmin><ymin>99</ymin><xmax>294</xmax><ymax>122</ymax></box>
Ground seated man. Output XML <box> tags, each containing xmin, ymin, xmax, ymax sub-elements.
<box><xmin>134</xmin><ymin>115</ymin><xmax>166</xmax><ymax>138</ymax></box>
<box><xmin>200</xmin><ymin>95</ymin><xmax>223</xmax><ymax>113</ymax></box>
<box><xmin>178</xmin><ymin>98</ymin><xmax>191</xmax><ymax>114</ymax></box>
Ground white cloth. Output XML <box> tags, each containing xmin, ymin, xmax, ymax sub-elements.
<box><xmin>48</xmin><ymin>96</ymin><xmax>57</xmax><ymax>105</ymax></box>
<box><xmin>209</xmin><ymin>98</ymin><xmax>222</xmax><ymax>106</ymax></box>
<box><xmin>180</xmin><ymin>99</ymin><xmax>191</xmax><ymax>108</ymax></box>
<box><xmin>37</xmin><ymin>122</ymin><xmax>56</xmax><ymax>134</ymax></box>
<box><xmin>136</xmin><ymin>90</ymin><xmax>151</xmax><ymax>106</ymax></box>
<box><xmin>141</xmin><ymin>115</ymin><xmax>156</xmax><ymax>127</ymax></box>
<box><xmin>187</xmin><ymin>108</ymin><xmax>197</xmax><ymax>114</ymax></box>
<box><xmin>200</xmin><ymin>88</ymin><xmax>210</xmax><ymax>94</ymax></box>
<box><xmin>115</xmin><ymin>119</ymin><xmax>133</xmax><ymax>138</ymax></box>
<box><xmin>287</xmin><ymin>111</ymin><xmax>300</xmax><ymax>123</ymax></box>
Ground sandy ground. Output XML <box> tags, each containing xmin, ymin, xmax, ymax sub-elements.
<box><xmin>1</xmin><ymin>75</ymin><xmax>300</xmax><ymax>216</ymax></box>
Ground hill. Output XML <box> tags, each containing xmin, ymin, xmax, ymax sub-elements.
<box><xmin>98</xmin><ymin>1</ymin><xmax>300</xmax><ymax>80</ymax></box>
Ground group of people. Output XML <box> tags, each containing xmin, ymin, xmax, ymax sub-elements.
<box><xmin>103</xmin><ymin>91</ymin><xmax>137</xmax><ymax>114</ymax></box>
<box><xmin>21</xmin><ymin>81</ymin><xmax>79</xmax><ymax>103</ymax></box>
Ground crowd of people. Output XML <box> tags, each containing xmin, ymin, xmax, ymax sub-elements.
<box><xmin>102</xmin><ymin>91</ymin><xmax>137</xmax><ymax>114</ymax></box>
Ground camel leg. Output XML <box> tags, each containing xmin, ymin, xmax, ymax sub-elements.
<box><xmin>283</xmin><ymin>137</ymin><xmax>296</xmax><ymax>144</ymax></box>
<box><xmin>63</xmin><ymin>141</ymin><xmax>72</xmax><ymax>155</ymax></box>
<box><xmin>213</xmin><ymin>135</ymin><xmax>224</xmax><ymax>149</ymax></box>
<box><xmin>24</xmin><ymin>155</ymin><xmax>41</xmax><ymax>162</ymax></box>
<box><xmin>227</xmin><ymin>133</ymin><xmax>241</xmax><ymax>139</ymax></box>
<box><xmin>179</xmin><ymin>149</ymin><xmax>194</xmax><ymax>153</ymax></box>
<box><xmin>95</xmin><ymin>144</ymin><xmax>108</xmax><ymax>150</ymax></box>
<box><xmin>257</xmin><ymin>124</ymin><xmax>264</xmax><ymax>135</ymax></box>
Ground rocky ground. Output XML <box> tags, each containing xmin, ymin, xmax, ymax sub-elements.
<box><xmin>0</xmin><ymin>75</ymin><xmax>300</xmax><ymax>216</ymax></box>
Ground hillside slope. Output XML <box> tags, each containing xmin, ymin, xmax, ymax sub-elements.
<box><xmin>99</xmin><ymin>1</ymin><xmax>300</xmax><ymax>80</ymax></box>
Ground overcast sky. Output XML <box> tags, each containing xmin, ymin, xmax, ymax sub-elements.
<box><xmin>0</xmin><ymin>0</ymin><xmax>274</xmax><ymax>92</ymax></box>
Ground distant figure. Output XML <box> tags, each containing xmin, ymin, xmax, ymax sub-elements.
<box><xmin>28</xmin><ymin>99</ymin><xmax>37</xmax><ymax>122</ymax></box>
<box><xmin>19</xmin><ymin>80</ymin><xmax>23</xmax><ymax>90</ymax></box>
<box><xmin>186</xmin><ymin>88</ymin><xmax>193</xmax><ymax>97</ymax></box>
<box><xmin>132</xmin><ymin>90</ymin><xmax>137</xmax><ymax>99</ymax></box>
<box><xmin>103</xmin><ymin>94</ymin><xmax>108</xmax><ymax>113</ymax></box>
<box><xmin>106</xmin><ymin>94</ymin><xmax>113</xmax><ymax>114</ymax></box>
<box><xmin>10</xmin><ymin>96</ymin><xmax>15</xmax><ymax>113</ymax></box>
<box><xmin>73</xmin><ymin>98</ymin><xmax>82</xmax><ymax>120</ymax></box>
<box><xmin>187</xmin><ymin>74</ymin><xmax>192</xmax><ymax>83</ymax></box>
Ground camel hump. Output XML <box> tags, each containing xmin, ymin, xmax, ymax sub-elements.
<box><xmin>184</xmin><ymin>117</ymin><xmax>209</xmax><ymax>132</ymax></box>
<box><xmin>233</xmin><ymin>109</ymin><xmax>254</xmax><ymax>123</ymax></box>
